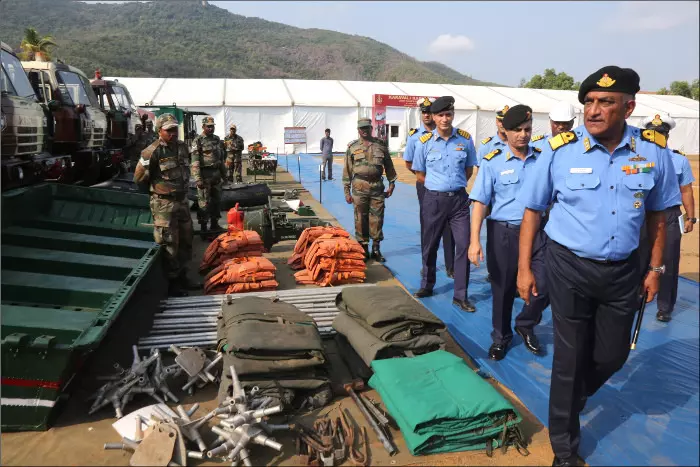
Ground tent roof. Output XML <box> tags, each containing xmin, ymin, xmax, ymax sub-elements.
<box><xmin>391</xmin><ymin>82</ymin><xmax>476</xmax><ymax>110</ymax></box>
<box><xmin>634</xmin><ymin>94</ymin><xmax>699</xmax><ymax>118</ymax></box>
<box><xmin>149</xmin><ymin>78</ymin><xmax>225</xmax><ymax>106</ymax></box>
<box><xmin>340</xmin><ymin>81</ymin><xmax>405</xmax><ymax>107</ymax></box>
<box><xmin>648</xmin><ymin>94</ymin><xmax>700</xmax><ymax>113</ymax></box>
<box><xmin>107</xmin><ymin>77</ymin><xmax>164</xmax><ymax>106</ymax></box>
<box><xmin>224</xmin><ymin>79</ymin><xmax>291</xmax><ymax>106</ymax></box>
<box><xmin>283</xmin><ymin>79</ymin><xmax>357</xmax><ymax>107</ymax></box>
<box><xmin>486</xmin><ymin>86</ymin><xmax>561</xmax><ymax>113</ymax></box>
<box><xmin>443</xmin><ymin>84</ymin><xmax>520</xmax><ymax>112</ymax></box>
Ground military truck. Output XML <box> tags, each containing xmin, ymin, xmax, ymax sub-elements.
<box><xmin>144</xmin><ymin>105</ymin><xmax>207</xmax><ymax>148</ymax></box>
<box><xmin>1</xmin><ymin>41</ymin><xmax>71</xmax><ymax>189</ymax></box>
<box><xmin>22</xmin><ymin>56</ymin><xmax>110</xmax><ymax>185</ymax></box>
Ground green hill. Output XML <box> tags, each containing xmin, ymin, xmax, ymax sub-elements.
<box><xmin>0</xmin><ymin>0</ymin><xmax>499</xmax><ymax>85</ymax></box>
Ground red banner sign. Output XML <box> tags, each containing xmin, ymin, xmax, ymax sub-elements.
<box><xmin>372</xmin><ymin>94</ymin><xmax>439</xmax><ymax>141</ymax></box>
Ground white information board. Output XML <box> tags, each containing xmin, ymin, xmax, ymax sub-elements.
<box><xmin>284</xmin><ymin>127</ymin><xmax>307</xmax><ymax>144</ymax></box>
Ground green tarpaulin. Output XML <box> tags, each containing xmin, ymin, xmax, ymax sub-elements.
<box><xmin>369</xmin><ymin>350</ymin><xmax>523</xmax><ymax>455</ymax></box>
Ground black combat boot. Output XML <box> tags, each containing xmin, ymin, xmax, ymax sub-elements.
<box><xmin>371</xmin><ymin>243</ymin><xmax>385</xmax><ymax>262</ymax></box>
<box><xmin>168</xmin><ymin>280</ymin><xmax>188</xmax><ymax>297</ymax></box>
<box><xmin>199</xmin><ymin>221</ymin><xmax>209</xmax><ymax>240</ymax></box>
<box><xmin>361</xmin><ymin>243</ymin><xmax>370</xmax><ymax>261</ymax></box>
<box><xmin>210</xmin><ymin>218</ymin><xmax>223</xmax><ymax>232</ymax></box>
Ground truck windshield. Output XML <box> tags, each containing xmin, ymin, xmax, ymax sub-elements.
<box><xmin>1</xmin><ymin>50</ymin><xmax>37</xmax><ymax>99</ymax></box>
<box><xmin>57</xmin><ymin>70</ymin><xmax>97</xmax><ymax>107</ymax></box>
<box><xmin>110</xmin><ymin>85</ymin><xmax>134</xmax><ymax>111</ymax></box>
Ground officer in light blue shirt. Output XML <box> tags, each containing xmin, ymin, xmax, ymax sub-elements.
<box><xmin>638</xmin><ymin>113</ymin><xmax>696</xmax><ymax>322</ymax></box>
<box><xmin>404</xmin><ymin>97</ymin><xmax>456</xmax><ymax>277</ymax></box>
<box><xmin>515</xmin><ymin>66</ymin><xmax>681</xmax><ymax>467</ymax></box>
<box><xmin>530</xmin><ymin>101</ymin><xmax>577</xmax><ymax>151</ymax></box>
<box><xmin>469</xmin><ymin>105</ymin><xmax>549</xmax><ymax>362</ymax></box>
<box><xmin>411</xmin><ymin>96</ymin><xmax>478</xmax><ymax>312</ymax></box>
<box><xmin>476</xmin><ymin>105</ymin><xmax>509</xmax><ymax>166</ymax></box>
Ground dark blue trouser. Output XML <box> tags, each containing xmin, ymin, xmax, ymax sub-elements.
<box><xmin>420</xmin><ymin>189</ymin><xmax>470</xmax><ymax>300</ymax></box>
<box><xmin>416</xmin><ymin>181</ymin><xmax>455</xmax><ymax>272</ymax></box>
<box><xmin>639</xmin><ymin>206</ymin><xmax>682</xmax><ymax>314</ymax></box>
<box><xmin>546</xmin><ymin>239</ymin><xmax>639</xmax><ymax>460</ymax></box>
<box><xmin>486</xmin><ymin>219</ymin><xmax>548</xmax><ymax>345</ymax></box>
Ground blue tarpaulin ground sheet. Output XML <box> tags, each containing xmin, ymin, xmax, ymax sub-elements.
<box><xmin>287</xmin><ymin>154</ymin><xmax>699</xmax><ymax>466</ymax></box>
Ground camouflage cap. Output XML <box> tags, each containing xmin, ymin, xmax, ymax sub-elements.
<box><xmin>357</xmin><ymin>118</ymin><xmax>372</xmax><ymax>128</ymax></box>
<box><xmin>156</xmin><ymin>113</ymin><xmax>178</xmax><ymax>130</ymax></box>
<box><xmin>202</xmin><ymin>116</ymin><xmax>215</xmax><ymax>126</ymax></box>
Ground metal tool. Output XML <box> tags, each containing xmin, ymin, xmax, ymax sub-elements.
<box><xmin>345</xmin><ymin>386</ymin><xmax>397</xmax><ymax>456</ymax></box>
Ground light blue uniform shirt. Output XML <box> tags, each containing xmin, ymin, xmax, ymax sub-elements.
<box><xmin>476</xmin><ymin>134</ymin><xmax>507</xmax><ymax>167</ymax></box>
<box><xmin>470</xmin><ymin>145</ymin><xmax>540</xmax><ymax>225</ymax></box>
<box><xmin>412</xmin><ymin>127</ymin><xmax>477</xmax><ymax>192</ymax></box>
<box><xmin>530</xmin><ymin>133</ymin><xmax>550</xmax><ymax>152</ymax></box>
<box><xmin>402</xmin><ymin>124</ymin><xmax>431</xmax><ymax>164</ymax></box>
<box><xmin>517</xmin><ymin>124</ymin><xmax>681</xmax><ymax>261</ymax></box>
<box><xmin>670</xmin><ymin>149</ymin><xmax>695</xmax><ymax>187</ymax></box>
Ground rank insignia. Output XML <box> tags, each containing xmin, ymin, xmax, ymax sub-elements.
<box><xmin>633</xmin><ymin>200</ymin><xmax>642</xmax><ymax>209</ymax></box>
<box><xmin>634</xmin><ymin>192</ymin><xmax>645</xmax><ymax>198</ymax></box>
<box><xmin>583</xmin><ymin>137</ymin><xmax>591</xmax><ymax>151</ymax></box>
<box><xmin>628</xmin><ymin>155</ymin><xmax>647</xmax><ymax>162</ymax></box>
<box><xmin>597</xmin><ymin>73</ymin><xmax>616</xmax><ymax>87</ymax></box>
<box><xmin>630</xmin><ymin>136</ymin><xmax>636</xmax><ymax>152</ymax></box>
<box><xmin>651</xmin><ymin>114</ymin><xmax>663</xmax><ymax>126</ymax></box>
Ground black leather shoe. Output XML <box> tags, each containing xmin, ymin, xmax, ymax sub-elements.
<box><xmin>413</xmin><ymin>288</ymin><xmax>433</xmax><ymax>298</ymax></box>
<box><xmin>515</xmin><ymin>327</ymin><xmax>541</xmax><ymax>354</ymax></box>
<box><xmin>656</xmin><ymin>310</ymin><xmax>672</xmax><ymax>322</ymax></box>
<box><xmin>452</xmin><ymin>298</ymin><xmax>476</xmax><ymax>313</ymax></box>
<box><xmin>488</xmin><ymin>343</ymin><xmax>507</xmax><ymax>361</ymax></box>
<box><xmin>552</xmin><ymin>456</ymin><xmax>577</xmax><ymax>466</ymax></box>
<box><xmin>445</xmin><ymin>268</ymin><xmax>454</xmax><ymax>279</ymax></box>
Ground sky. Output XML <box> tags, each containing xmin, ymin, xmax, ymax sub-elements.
<box><xmin>83</xmin><ymin>1</ymin><xmax>699</xmax><ymax>90</ymax></box>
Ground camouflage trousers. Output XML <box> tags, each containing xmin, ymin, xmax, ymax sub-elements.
<box><xmin>351</xmin><ymin>179</ymin><xmax>385</xmax><ymax>244</ymax></box>
<box><xmin>150</xmin><ymin>194</ymin><xmax>193</xmax><ymax>280</ymax></box>
<box><xmin>226</xmin><ymin>153</ymin><xmax>243</xmax><ymax>182</ymax></box>
<box><xmin>196</xmin><ymin>173</ymin><xmax>223</xmax><ymax>223</ymax></box>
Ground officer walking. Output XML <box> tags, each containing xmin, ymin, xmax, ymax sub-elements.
<box><xmin>343</xmin><ymin>118</ymin><xmax>397</xmax><ymax>262</ymax></box>
<box><xmin>531</xmin><ymin>101</ymin><xmax>577</xmax><ymax>150</ymax></box>
<box><xmin>469</xmin><ymin>105</ymin><xmax>548</xmax><ymax>360</ymax></box>
<box><xmin>516</xmin><ymin>66</ymin><xmax>681</xmax><ymax>466</ymax></box>
<box><xmin>224</xmin><ymin>124</ymin><xmax>245</xmax><ymax>183</ymax></box>
<box><xmin>191</xmin><ymin>116</ymin><xmax>226</xmax><ymax>236</ymax></box>
<box><xmin>320</xmin><ymin>128</ymin><xmax>334</xmax><ymax>180</ymax></box>
<box><xmin>411</xmin><ymin>96</ymin><xmax>478</xmax><ymax>312</ymax></box>
<box><xmin>404</xmin><ymin>97</ymin><xmax>456</xmax><ymax>277</ymax></box>
<box><xmin>640</xmin><ymin>113</ymin><xmax>696</xmax><ymax>322</ymax></box>
<box><xmin>133</xmin><ymin>114</ymin><xmax>196</xmax><ymax>297</ymax></box>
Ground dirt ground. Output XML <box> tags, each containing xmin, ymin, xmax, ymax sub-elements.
<box><xmin>0</xmin><ymin>163</ymin><xmax>554</xmax><ymax>466</ymax></box>
<box><xmin>337</xmin><ymin>153</ymin><xmax>700</xmax><ymax>281</ymax></box>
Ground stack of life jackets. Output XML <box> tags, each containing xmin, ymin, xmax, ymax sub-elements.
<box><xmin>200</xmin><ymin>229</ymin><xmax>265</xmax><ymax>272</ymax></box>
<box><xmin>293</xmin><ymin>233</ymin><xmax>367</xmax><ymax>287</ymax></box>
<box><xmin>203</xmin><ymin>256</ymin><xmax>278</xmax><ymax>294</ymax></box>
<box><xmin>287</xmin><ymin>226</ymin><xmax>351</xmax><ymax>270</ymax></box>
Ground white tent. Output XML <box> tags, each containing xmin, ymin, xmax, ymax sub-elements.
<box><xmin>109</xmin><ymin>76</ymin><xmax>700</xmax><ymax>155</ymax></box>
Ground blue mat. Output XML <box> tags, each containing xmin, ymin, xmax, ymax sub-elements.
<box><xmin>286</xmin><ymin>154</ymin><xmax>700</xmax><ymax>466</ymax></box>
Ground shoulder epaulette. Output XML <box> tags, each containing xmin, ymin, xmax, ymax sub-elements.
<box><xmin>408</xmin><ymin>128</ymin><xmax>417</xmax><ymax>137</ymax></box>
<box><xmin>533</xmin><ymin>147</ymin><xmax>542</xmax><ymax>153</ymax></box>
<box><xmin>548</xmin><ymin>131</ymin><xmax>578</xmax><ymax>151</ymax></box>
<box><xmin>483</xmin><ymin>148</ymin><xmax>502</xmax><ymax>161</ymax></box>
<box><xmin>531</xmin><ymin>134</ymin><xmax>545</xmax><ymax>142</ymax></box>
<box><xmin>347</xmin><ymin>139</ymin><xmax>358</xmax><ymax>147</ymax></box>
<box><xmin>672</xmin><ymin>149</ymin><xmax>686</xmax><ymax>156</ymax></box>
<box><xmin>481</xmin><ymin>136</ymin><xmax>492</xmax><ymax>145</ymax></box>
<box><xmin>457</xmin><ymin>128</ymin><xmax>471</xmax><ymax>139</ymax></box>
<box><xmin>641</xmin><ymin>129</ymin><xmax>667</xmax><ymax>148</ymax></box>
<box><xmin>419</xmin><ymin>132</ymin><xmax>433</xmax><ymax>144</ymax></box>
<box><xmin>141</xmin><ymin>139</ymin><xmax>160</xmax><ymax>158</ymax></box>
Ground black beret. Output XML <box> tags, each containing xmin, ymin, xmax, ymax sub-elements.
<box><xmin>430</xmin><ymin>96</ymin><xmax>455</xmax><ymax>113</ymax></box>
<box><xmin>578</xmin><ymin>66</ymin><xmax>640</xmax><ymax>104</ymax></box>
<box><xmin>501</xmin><ymin>104</ymin><xmax>532</xmax><ymax>130</ymax></box>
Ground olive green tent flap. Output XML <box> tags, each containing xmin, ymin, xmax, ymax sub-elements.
<box><xmin>369</xmin><ymin>350</ymin><xmax>523</xmax><ymax>455</ymax></box>
<box><xmin>335</xmin><ymin>285</ymin><xmax>445</xmax><ymax>342</ymax></box>
<box><xmin>332</xmin><ymin>311</ymin><xmax>444</xmax><ymax>367</ymax></box>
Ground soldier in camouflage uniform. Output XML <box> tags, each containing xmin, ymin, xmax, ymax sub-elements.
<box><xmin>133</xmin><ymin>113</ymin><xmax>196</xmax><ymax>297</ymax></box>
<box><xmin>143</xmin><ymin>120</ymin><xmax>157</xmax><ymax>145</ymax></box>
<box><xmin>224</xmin><ymin>124</ymin><xmax>245</xmax><ymax>183</ymax></box>
<box><xmin>343</xmin><ymin>118</ymin><xmax>397</xmax><ymax>262</ymax></box>
<box><xmin>191</xmin><ymin>116</ymin><xmax>227</xmax><ymax>236</ymax></box>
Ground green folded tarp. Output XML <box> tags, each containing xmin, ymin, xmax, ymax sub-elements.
<box><xmin>369</xmin><ymin>350</ymin><xmax>522</xmax><ymax>455</ymax></box>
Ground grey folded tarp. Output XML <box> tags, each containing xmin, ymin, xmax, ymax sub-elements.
<box><xmin>332</xmin><ymin>311</ymin><xmax>445</xmax><ymax>367</ymax></box>
<box><xmin>336</xmin><ymin>286</ymin><xmax>445</xmax><ymax>342</ymax></box>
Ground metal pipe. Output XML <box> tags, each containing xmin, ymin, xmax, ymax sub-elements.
<box><xmin>160</xmin><ymin>284</ymin><xmax>372</xmax><ymax>304</ymax></box>
<box><xmin>347</xmin><ymin>388</ymin><xmax>397</xmax><ymax>456</ymax></box>
<box><xmin>159</xmin><ymin>299</ymin><xmax>339</xmax><ymax>310</ymax></box>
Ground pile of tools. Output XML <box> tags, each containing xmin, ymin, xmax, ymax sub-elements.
<box><xmin>200</xmin><ymin>229</ymin><xmax>265</xmax><ymax>271</ymax></box>
<box><xmin>294</xmin><ymin>234</ymin><xmax>367</xmax><ymax>287</ymax></box>
<box><xmin>203</xmin><ymin>256</ymin><xmax>279</xmax><ymax>295</ymax></box>
<box><xmin>137</xmin><ymin>286</ymin><xmax>375</xmax><ymax>351</ymax></box>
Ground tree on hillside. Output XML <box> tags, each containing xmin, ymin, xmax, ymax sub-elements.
<box><xmin>19</xmin><ymin>27</ymin><xmax>57</xmax><ymax>61</ymax></box>
<box><xmin>520</xmin><ymin>69</ymin><xmax>580</xmax><ymax>90</ymax></box>
<box><xmin>657</xmin><ymin>80</ymin><xmax>699</xmax><ymax>100</ymax></box>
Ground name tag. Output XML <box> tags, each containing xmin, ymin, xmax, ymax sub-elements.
<box><xmin>570</xmin><ymin>167</ymin><xmax>593</xmax><ymax>174</ymax></box>
<box><xmin>500</xmin><ymin>169</ymin><xmax>515</xmax><ymax>175</ymax></box>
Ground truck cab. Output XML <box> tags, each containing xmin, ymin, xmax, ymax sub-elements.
<box><xmin>22</xmin><ymin>58</ymin><xmax>109</xmax><ymax>184</ymax></box>
<box><xmin>90</xmin><ymin>70</ymin><xmax>141</xmax><ymax>147</ymax></box>
<box><xmin>143</xmin><ymin>105</ymin><xmax>207</xmax><ymax>148</ymax></box>
<box><xmin>1</xmin><ymin>41</ymin><xmax>71</xmax><ymax>189</ymax></box>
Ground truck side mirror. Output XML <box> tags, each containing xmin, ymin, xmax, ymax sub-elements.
<box><xmin>47</xmin><ymin>100</ymin><xmax>60</xmax><ymax>111</ymax></box>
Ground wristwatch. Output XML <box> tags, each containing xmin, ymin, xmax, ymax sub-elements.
<box><xmin>690</xmin><ymin>217</ymin><xmax>698</xmax><ymax>224</ymax></box>
<box><xmin>649</xmin><ymin>265</ymin><xmax>666</xmax><ymax>274</ymax></box>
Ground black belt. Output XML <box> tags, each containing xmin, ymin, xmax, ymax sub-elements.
<box><xmin>353</xmin><ymin>174</ymin><xmax>382</xmax><ymax>182</ymax></box>
<box><xmin>152</xmin><ymin>192</ymin><xmax>186</xmax><ymax>201</ymax></box>
<box><xmin>425</xmin><ymin>188</ymin><xmax>465</xmax><ymax>197</ymax></box>
<box><xmin>550</xmin><ymin>239</ymin><xmax>630</xmax><ymax>265</ymax></box>
<box><xmin>493</xmin><ymin>220</ymin><xmax>521</xmax><ymax>230</ymax></box>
